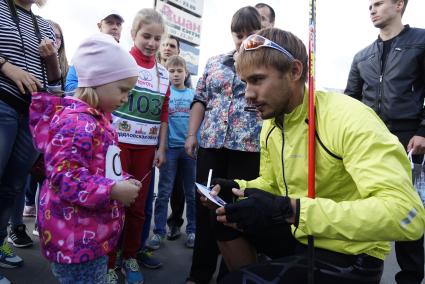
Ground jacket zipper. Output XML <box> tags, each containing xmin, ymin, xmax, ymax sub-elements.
<box><xmin>281</xmin><ymin>127</ymin><xmax>289</xmax><ymax>197</ymax></box>
<box><xmin>378</xmin><ymin>74</ymin><xmax>383</xmax><ymax>114</ymax></box>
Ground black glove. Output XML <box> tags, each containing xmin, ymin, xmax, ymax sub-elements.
<box><xmin>224</xmin><ymin>188</ymin><xmax>294</xmax><ymax>233</ymax></box>
<box><xmin>211</xmin><ymin>178</ymin><xmax>239</xmax><ymax>203</ymax></box>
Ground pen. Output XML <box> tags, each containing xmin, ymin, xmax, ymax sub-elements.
<box><xmin>206</xmin><ymin>169</ymin><xmax>212</xmax><ymax>189</ymax></box>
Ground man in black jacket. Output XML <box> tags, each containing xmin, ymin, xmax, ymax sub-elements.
<box><xmin>345</xmin><ymin>0</ymin><xmax>424</xmax><ymax>283</ymax></box>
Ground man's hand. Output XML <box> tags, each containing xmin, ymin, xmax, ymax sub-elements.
<box><xmin>199</xmin><ymin>178</ymin><xmax>239</xmax><ymax>209</ymax></box>
<box><xmin>210</xmin><ymin>178</ymin><xmax>239</xmax><ymax>201</ymax></box>
<box><xmin>1</xmin><ymin>62</ymin><xmax>42</xmax><ymax>94</ymax></box>
<box><xmin>407</xmin><ymin>136</ymin><xmax>425</xmax><ymax>155</ymax></box>
<box><xmin>184</xmin><ymin>135</ymin><xmax>198</xmax><ymax>158</ymax></box>
<box><xmin>216</xmin><ymin>188</ymin><xmax>295</xmax><ymax>233</ymax></box>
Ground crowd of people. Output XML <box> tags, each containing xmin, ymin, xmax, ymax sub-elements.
<box><xmin>0</xmin><ymin>0</ymin><xmax>424</xmax><ymax>284</ymax></box>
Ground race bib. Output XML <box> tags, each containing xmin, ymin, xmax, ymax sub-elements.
<box><xmin>105</xmin><ymin>145</ymin><xmax>123</xmax><ymax>181</ymax></box>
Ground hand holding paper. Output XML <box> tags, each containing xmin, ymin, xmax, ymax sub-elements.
<box><xmin>195</xmin><ymin>182</ymin><xmax>227</xmax><ymax>207</ymax></box>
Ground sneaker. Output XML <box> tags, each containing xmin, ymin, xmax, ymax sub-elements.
<box><xmin>136</xmin><ymin>249</ymin><xmax>163</xmax><ymax>269</ymax></box>
<box><xmin>166</xmin><ymin>225</ymin><xmax>181</xmax><ymax>240</ymax></box>
<box><xmin>23</xmin><ymin>205</ymin><xmax>36</xmax><ymax>217</ymax></box>
<box><xmin>147</xmin><ymin>234</ymin><xmax>164</xmax><ymax>250</ymax></box>
<box><xmin>0</xmin><ymin>239</ymin><xmax>23</xmax><ymax>268</ymax></box>
<box><xmin>121</xmin><ymin>258</ymin><xmax>144</xmax><ymax>284</ymax></box>
<box><xmin>0</xmin><ymin>275</ymin><xmax>11</xmax><ymax>284</ymax></box>
<box><xmin>185</xmin><ymin>233</ymin><xmax>195</xmax><ymax>248</ymax></box>
<box><xmin>32</xmin><ymin>223</ymin><xmax>39</xmax><ymax>237</ymax></box>
<box><xmin>8</xmin><ymin>224</ymin><xmax>33</xmax><ymax>248</ymax></box>
<box><xmin>106</xmin><ymin>268</ymin><xmax>119</xmax><ymax>284</ymax></box>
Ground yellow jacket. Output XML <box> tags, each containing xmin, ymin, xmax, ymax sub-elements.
<box><xmin>236</xmin><ymin>90</ymin><xmax>425</xmax><ymax>260</ymax></box>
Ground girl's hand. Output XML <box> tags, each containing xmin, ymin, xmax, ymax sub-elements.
<box><xmin>111</xmin><ymin>180</ymin><xmax>141</xmax><ymax>206</ymax></box>
<box><xmin>39</xmin><ymin>37</ymin><xmax>57</xmax><ymax>59</ymax></box>
<box><xmin>154</xmin><ymin>148</ymin><xmax>166</xmax><ymax>168</ymax></box>
<box><xmin>127</xmin><ymin>178</ymin><xmax>142</xmax><ymax>188</ymax></box>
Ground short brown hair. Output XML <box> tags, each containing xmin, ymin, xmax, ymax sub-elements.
<box><xmin>392</xmin><ymin>0</ymin><xmax>408</xmax><ymax>15</ymax></box>
<box><xmin>236</xmin><ymin>28</ymin><xmax>308</xmax><ymax>83</ymax></box>
<box><xmin>231</xmin><ymin>6</ymin><xmax>261</xmax><ymax>34</ymax></box>
<box><xmin>255</xmin><ymin>3</ymin><xmax>275</xmax><ymax>23</ymax></box>
<box><xmin>166</xmin><ymin>55</ymin><xmax>187</xmax><ymax>70</ymax></box>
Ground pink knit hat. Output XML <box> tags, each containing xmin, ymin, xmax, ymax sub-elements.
<box><xmin>73</xmin><ymin>33</ymin><xmax>139</xmax><ymax>87</ymax></box>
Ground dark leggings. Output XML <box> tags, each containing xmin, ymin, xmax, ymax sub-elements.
<box><xmin>220</xmin><ymin>245</ymin><xmax>384</xmax><ymax>284</ymax></box>
<box><xmin>393</xmin><ymin>130</ymin><xmax>424</xmax><ymax>284</ymax></box>
<box><xmin>188</xmin><ymin>147</ymin><xmax>260</xmax><ymax>284</ymax></box>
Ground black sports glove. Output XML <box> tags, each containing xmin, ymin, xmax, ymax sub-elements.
<box><xmin>224</xmin><ymin>188</ymin><xmax>294</xmax><ymax>233</ymax></box>
<box><xmin>211</xmin><ymin>178</ymin><xmax>239</xmax><ymax>203</ymax></box>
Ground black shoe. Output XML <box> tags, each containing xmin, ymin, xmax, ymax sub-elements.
<box><xmin>8</xmin><ymin>224</ymin><xmax>33</xmax><ymax>248</ymax></box>
<box><xmin>167</xmin><ymin>226</ymin><xmax>181</xmax><ymax>240</ymax></box>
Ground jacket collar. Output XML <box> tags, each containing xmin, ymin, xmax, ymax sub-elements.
<box><xmin>377</xmin><ymin>24</ymin><xmax>410</xmax><ymax>42</ymax></box>
<box><xmin>271</xmin><ymin>87</ymin><xmax>309</xmax><ymax>128</ymax></box>
<box><xmin>130</xmin><ymin>46</ymin><xmax>155</xmax><ymax>68</ymax></box>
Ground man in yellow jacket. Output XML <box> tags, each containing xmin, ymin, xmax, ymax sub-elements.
<box><xmin>204</xmin><ymin>28</ymin><xmax>425</xmax><ymax>283</ymax></box>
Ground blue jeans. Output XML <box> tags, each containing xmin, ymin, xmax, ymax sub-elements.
<box><xmin>9</xmin><ymin>175</ymin><xmax>39</xmax><ymax>227</ymax></box>
<box><xmin>25</xmin><ymin>175</ymin><xmax>38</xmax><ymax>206</ymax></box>
<box><xmin>153</xmin><ymin>148</ymin><xmax>196</xmax><ymax>236</ymax></box>
<box><xmin>51</xmin><ymin>256</ymin><xmax>107</xmax><ymax>284</ymax></box>
<box><xmin>140</xmin><ymin>167</ymin><xmax>155</xmax><ymax>249</ymax></box>
<box><xmin>10</xmin><ymin>190</ymin><xmax>25</xmax><ymax>228</ymax></box>
<box><xmin>0</xmin><ymin>100</ymin><xmax>38</xmax><ymax>241</ymax></box>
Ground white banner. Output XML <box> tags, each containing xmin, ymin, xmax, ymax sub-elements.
<box><xmin>165</xmin><ymin>0</ymin><xmax>204</xmax><ymax>16</ymax></box>
<box><xmin>156</xmin><ymin>1</ymin><xmax>202</xmax><ymax>45</ymax></box>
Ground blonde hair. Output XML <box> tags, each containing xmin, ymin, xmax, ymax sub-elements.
<box><xmin>131</xmin><ymin>8</ymin><xmax>166</xmax><ymax>38</ymax></box>
<box><xmin>47</xmin><ymin>20</ymin><xmax>69</xmax><ymax>80</ymax></box>
<box><xmin>74</xmin><ymin>87</ymin><xmax>99</xmax><ymax>108</ymax></box>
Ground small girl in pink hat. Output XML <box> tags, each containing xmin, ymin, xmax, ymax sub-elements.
<box><xmin>29</xmin><ymin>33</ymin><xmax>141</xmax><ymax>284</ymax></box>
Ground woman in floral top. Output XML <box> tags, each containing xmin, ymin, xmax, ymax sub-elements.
<box><xmin>184</xmin><ymin>6</ymin><xmax>262</xmax><ymax>284</ymax></box>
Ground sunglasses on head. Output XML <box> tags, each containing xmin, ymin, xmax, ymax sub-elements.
<box><xmin>242</xmin><ymin>34</ymin><xmax>295</xmax><ymax>61</ymax></box>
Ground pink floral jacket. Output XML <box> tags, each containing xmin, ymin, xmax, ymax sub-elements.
<box><xmin>29</xmin><ymin>92</ymin><xmax>125</xmax><ymax>264</ymax></box>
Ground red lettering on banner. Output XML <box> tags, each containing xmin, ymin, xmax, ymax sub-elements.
<box><xmin>192</xmin><ymin>23</ymin><xmax>201</xmax><ymax>33</ymax></box>
<box><xmin>160</xmin><ymin>3</ymin><xmax>200</xmax><ymax>34</ymax></box>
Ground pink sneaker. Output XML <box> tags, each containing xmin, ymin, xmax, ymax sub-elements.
<box><xmin>23</xmin><ymin>206</ymin><xmax>36</xmax><ymax>217</ymax></box>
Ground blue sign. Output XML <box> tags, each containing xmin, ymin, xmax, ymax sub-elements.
<box><xmin>180</xmin><ymin>41</ymin><xmax>200</xmax><ymax>75</ymax></box>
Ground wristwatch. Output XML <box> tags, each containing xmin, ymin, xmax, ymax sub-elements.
<box><xmin>0</xmin><ymin>56</ymin><xmax>7</xmax><ymax>71</ymax></box>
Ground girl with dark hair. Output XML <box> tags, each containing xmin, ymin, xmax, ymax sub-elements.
<box><xmin>184</xmin><ymin>6</ymin><xmax>262</xmax><ymax>284</ymax></box>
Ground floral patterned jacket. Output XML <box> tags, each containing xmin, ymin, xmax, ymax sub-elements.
<box><xmin>29</xmin><ymin>92</ymin><xmax>125</xmax><ymax>264</ymax></box>
<box><xmin>194</xmin><ymin>51</ymin><xmax>262</xmax><ymax>152</ymax></box>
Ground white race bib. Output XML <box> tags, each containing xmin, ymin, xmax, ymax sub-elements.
<box><xmin>105</xmin><ymin>145</ymin><xmax>123</xmax><ymax>181</ymax></box>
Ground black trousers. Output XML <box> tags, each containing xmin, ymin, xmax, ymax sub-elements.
<box><xmin>188</xmin><ymin>147</ymin><xmax>260</xmax><ymax>284</ymax></box>
<box><xmin>393</xmin><ymin>130</ymin><xmax>425</xmax><ymax>284</ymax></box>
<box><xmin>220</xmin><ymin>244</ymin><xmax>384</xmax><ymax>284</ymax></box>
